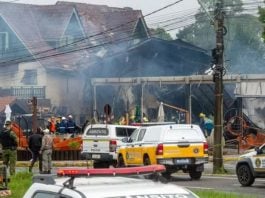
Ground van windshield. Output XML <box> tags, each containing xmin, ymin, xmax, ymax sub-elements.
<box><xmin>86</xmin><ymin>128</ymin><xmax>108</xmax><ymax>136</ymax></box>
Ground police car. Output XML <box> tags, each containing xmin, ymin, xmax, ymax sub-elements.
<box><xmin>236</xmin><ymin>143</ymin><xmax>265</xmax><ymax>186</ymax></box>
<box><xmin>23</xmin><ymin>165</ymin><xmax>199</xmax><ymax>198</ymax></box>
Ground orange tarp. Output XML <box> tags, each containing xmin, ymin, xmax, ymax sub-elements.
<box><xmin>11</xmin><ymin>122</ymin><xmax>82</xmax><ymax>151</ymax></box>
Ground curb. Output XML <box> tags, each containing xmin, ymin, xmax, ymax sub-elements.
<box><xmin>208</xmin><ymin>155</ymin><xmax>239</xmax><ymax>162</ymax></box>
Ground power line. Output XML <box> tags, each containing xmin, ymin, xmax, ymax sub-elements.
<box><xmin>0</xmin><ymin>0</ymin><xmax>185</xmax><ymax>66</ymax></box>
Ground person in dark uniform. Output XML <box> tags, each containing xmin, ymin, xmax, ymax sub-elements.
<box><xmin>28</xmin><ymin>127</ymin><xmax>43</xmax><ymax>173</ymax></box>
<box><xmin>0</xmin><ymin>121</ymin><xmax>18</xmax><ymax>175</ymax></box>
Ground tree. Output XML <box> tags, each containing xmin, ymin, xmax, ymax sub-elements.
<box><xmin>177</xmin><ymin>0</ymin><xmax>265</xmax><ymax>74</ymax></box>
<box><xmin>149</xmin><ymin>27</ymin><xmax>173</xmax><ymax>40</ymax></box>
<box><xmin>258</xmin><ymin>6</ymin><xmax>265</xmax><ymax>41</ymax></box>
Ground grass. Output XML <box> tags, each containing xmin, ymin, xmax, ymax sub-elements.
<box><xmin>5</xmin><ymin>172</ymin><xmax>32</xmax><ymax>198</ymax></box>
<box><xmin>193</xmin><ymin>190</ymin><xmax>254</xmax><ymax>198</ymax></box>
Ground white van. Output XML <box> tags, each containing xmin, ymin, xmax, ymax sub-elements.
<box><xmin>81</xmin><ymin>124</ymin><xmax>139</xmax><ymax>168</ymax></box>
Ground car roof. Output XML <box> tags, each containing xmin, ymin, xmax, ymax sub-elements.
<box><xmin>54</xmin><ymin>176</ymin><xmax>197</xmax><ymax>198</ymax></box>
<box><xmin>86</xmin><ymin>124</ymin><xmax>139</xmax><ymax>129</ymax></box>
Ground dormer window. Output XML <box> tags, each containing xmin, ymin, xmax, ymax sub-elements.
<box><xmin>60</xmin><ymin>35</ymin><xmax>74</xmax><ymax>47</ymax></box>
<box><xmin>0</xmin><ymin>32</ymin><xmax>9</xmax><ymax>53</ymax></box>
<box><xmin>21</xmin><ymin>69</ymin><xmax>37</xmax><ymax>85</ymax></box>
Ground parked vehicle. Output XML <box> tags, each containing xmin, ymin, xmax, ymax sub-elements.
<box><xmin>236</xmin><ymin>143</ymin><xmax>265</xmax><ymax>186</ymax></box>
<box><xmin>81</xmin><ymin>124</ymin><xmax>139</xmax><ymax>168</ymax></box>
<box><xmin>117</xmin><ymin>124</ymin><xmax>208</xmax><ymax>180</ymax></box>
<box><xmin>23</xmin><ymin>165</ymin><xmax>200</xmax><ymax>198</ymax></box>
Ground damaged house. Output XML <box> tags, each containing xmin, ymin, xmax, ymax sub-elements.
<box><xmin>0</xmin><ymin>1</ymin><xmax>236</xmax><ymax>126</ymax></box>
<box><xmin>0</xmin><ymin>1</ymin><xmax>146</xmax><ymax>124</ymax></box>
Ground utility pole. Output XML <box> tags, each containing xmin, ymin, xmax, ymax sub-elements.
<box><xmin>213</xmin><ymin>0</ymin><xmax>225</xmax><ymax>173</ymax></box>
<box><xmin>32</xmin><ymin>96</ymin><xmax>37</xmax><ymax>133</ymax></box>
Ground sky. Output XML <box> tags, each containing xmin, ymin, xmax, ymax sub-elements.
<box><xmin>9</xmin><ymin>0</ymin><xmax>200</xmax><ymax>14</ymax></box>
<box><xmin>5</xmin><ymin>0</ymin><xmax>200</xmax><ymax>38</ymax></box>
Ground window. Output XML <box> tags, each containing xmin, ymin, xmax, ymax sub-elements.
<box><xmin>60</xmin><ymin>36</ymin><xmax>74</xmax><ymax>47</ymax></box>
<box><xmin>0</xmin><ymin>32</ymin><xmax>9</xmax><ymax>52</ymax></box>
<box><xmin>116</xmin><ymin>127</ymin><xmax>136</xmax><ymax>137</ymax></box>
<box><xmin>32</xmin><ymin>191</ymin><xmax>73</xmax><ymax>198</ymax></box>
<box><xmin>130</xmin><ymin>129</ymin><xmax>139</xmax><ymax>142</ymax></box>
<box><xmin>21</xmin><ymin>69</ymin><xmax>37</xmax><ymax>85</ymax></box>
<box><xmin>137</xmin><ymin>129</ymin><xmax>146</xmax><ymax>141</ymax></box>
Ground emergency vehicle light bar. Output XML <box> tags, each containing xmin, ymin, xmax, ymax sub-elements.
<box><xmin>57</xmin><ymin>165</ymin><xmax>166</xmax><ymax>177</ymax></box>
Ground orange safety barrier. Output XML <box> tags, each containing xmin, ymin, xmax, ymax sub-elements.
<box><xmin>11</xmin><ymin>122</ymin><xmax>82</xmax><ymax>151</ymax></box>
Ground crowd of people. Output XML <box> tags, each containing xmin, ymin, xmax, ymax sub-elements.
<box><xmin>0</xmin><ymin>120</ymin><xmax>54</xmax><ymax>175</ymax></box>
<box><xmin>0</xmin><ymin>114</ymin><xmax>83</xmax><ymax>175</ymax></box>
<box><xmin>47</xmin><ymin>115</ymin><xmax>80</xmax><ymax>135</ymax></box>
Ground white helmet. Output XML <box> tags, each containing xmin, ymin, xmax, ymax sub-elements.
<box><xmin>43</xmin><ymin>128</ymin><xmax>50</xmax><ymax>134</ymax></box>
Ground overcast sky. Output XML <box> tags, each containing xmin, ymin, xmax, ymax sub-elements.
<box><xmin>4</xmin><ymin>0</ymin><xmax>201</xmax><ymax>38</ymax></box>
<box><xmin>10</xmin><ymin>0</ymin><xmax>200</xmax><ymax>14</ymax></box>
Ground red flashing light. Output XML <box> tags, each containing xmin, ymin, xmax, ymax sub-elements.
<box><xmin>156</xmin><ymin>143</ymin><xmax>164</xmax><ymax>155</ymax></box>
<box><xmin>57</xmin><ymin>165</ymin><xmax>166</xmax><ymax>177</ymax></box>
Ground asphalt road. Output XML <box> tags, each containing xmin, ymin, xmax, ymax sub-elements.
<box><xmin>170</xmin><ymin>174</ymin><xmax>265</xmax><ymax>198</ymax></box>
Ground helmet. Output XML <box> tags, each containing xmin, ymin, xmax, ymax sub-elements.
<box><xmin>199</xmin><ymin>113</ymin><xmax>205</xmax><ymax>118</ymax></box>
<box><xmin>62</xmin><ymin>117</ymin><xmax>66</xmax><ymax>120</ymax></box>
<box><xmin>68</xmin><ymin>115</ymin><xmax>73</xmax><ymax>119</ymax></box>
<box><xmin>43</xmin><ymin>128</ymin><xmax>50</xmax><ymax>134</ymax></box>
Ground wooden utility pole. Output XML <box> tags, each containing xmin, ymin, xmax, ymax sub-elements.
<box><xmin>32</xmin><ymin>96</ymin><xmax>37</xmax><ymax>133</ymax></box>
<box><xmin>213</xmin><ymin>0</ymin><xmax>225</xmax><ymax>173</ymax></box>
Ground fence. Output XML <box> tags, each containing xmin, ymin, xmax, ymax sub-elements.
<box><xmin>17</xmin><ymin>150</ymin><xmax>81</xmax><ymax>161</ymax></box>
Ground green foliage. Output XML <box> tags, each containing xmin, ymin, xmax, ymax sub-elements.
<box><xmin>197</xmin><ymin>0</ymin><xmax>243</xmax><ymax>13</ymax></box>
<box><xmin>8</xmin><ymin>171</ymin><xmax>32</xmax><ymax>198</ymax></box>
<box><xmin>194</xmin><ymin>190</ymin><xmax>257</xmax><ymax>198</ymax></box>
<box><xmin>177</xmin><ymin>0</ymin><xmax>265</xmax><ymax>74</ymax></box>
<box><xmin>149</xmin><ymin>28</ymin><xmax>173</xmax><ymax>40</ymax></box>
<box><xmin>134</xmin><ymin>105</ymin><xmax>141</xmax><ymax>123</ymax></box>
<box><xmin>258</xmin><ymin>6</ymin><xmax>265</xmax><ymax>42</ymax></box>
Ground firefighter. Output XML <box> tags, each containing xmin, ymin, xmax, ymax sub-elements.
<box><xmin>143</xmin><ymin>113</ymin><xmax>149</xmax><ymax>122</ymax></box>
<box><xmin>67</xmin><ymin>115</ymin><xmax>77</xmax><ymax>134</ymax></box>
<box><xmin>47</xmin><ymin>116</ymin><xmax>56</xmax><ymax>134</ymax></box>
<box><xmin>58</xmin><ymin>117</ymin><xmax>67</xmax><ymax>134</ymax></box>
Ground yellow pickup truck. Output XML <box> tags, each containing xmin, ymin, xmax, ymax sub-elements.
<box><xmin>117</xmin><ymin>124</ymin><xmax>208</xmax><ymax>180</ymax></box>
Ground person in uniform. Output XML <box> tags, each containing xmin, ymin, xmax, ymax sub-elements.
<box><xmin>39</xmin><ymin>128</ymin><xmax>53</xmax><ymax>174</ymax></box>
<box><xmin>0</xmin><ymin>121</ymin><xmax>18</xmax><ymax>175</ymax></box>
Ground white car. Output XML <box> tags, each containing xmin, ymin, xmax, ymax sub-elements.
<box><xmin>236</xmin><ymin>143</ymin><xmax>265</xmax><ymax>186</ymax></box>
<box><xmin>81</xmin><ymin>124</ymin><xmax>139</xmax><ymax>168</ymax></box>
<box><xmin>23</xmin><ymin>165</ymin><xmax>199</xmax><ymax>198</ymax></box>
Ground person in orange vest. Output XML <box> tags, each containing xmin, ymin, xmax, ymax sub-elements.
<box><xmin>47</xmin><ymin>116</ymin><xmax>56</xmax><ymax>134</ymax></box>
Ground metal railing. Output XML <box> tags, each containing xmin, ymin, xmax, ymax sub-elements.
<box><xmin>10</xmin><ymin>86</ymin><xmax>45</xmax><ymax>99</ymax></box>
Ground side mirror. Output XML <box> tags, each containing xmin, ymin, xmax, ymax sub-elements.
<box><xmin>255</xmin><ymin>147</ymin><xmax>262</xmax><ymax>155</ymax></box>
<box><xmin>121</xmin><ymin>137</ymin><xmax>129</xmax><ymax>143</ymax></box>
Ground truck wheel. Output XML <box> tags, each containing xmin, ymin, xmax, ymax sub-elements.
<box><xmin>189</xmin><ymin>169</ymin><xmax>202</xmax><ymax>180</ymax></box>
<box><xmin>237</xmin><ymin>164</ymin><xmax>255</xmax><ymax>186</ymax></box>
<box><xmin>143</xmin><ymin>156</ymin><xmax>151</xmax><ymax>165</ymax></box>
<box><xmin>93</xmin><ymin>161</ymin><xmax>109</xmax><ymax>168</ymax></box>
<box><xmin>117</xmin><ymin>155</ymin><xmax>125</xmax><ymax>167</ymax></box>
<box><xmin>161</xmin><ymin>171</ymin><xmax>171</xmax><ymax>180</ymax></box>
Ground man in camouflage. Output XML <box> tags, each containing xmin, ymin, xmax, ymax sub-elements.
<box><xmin>0</xmin><ymin>121</ymin><xmax>18</xmax><ymax>175</ymax></box>
<box><xmin>40</xmin><ymin>128</ymin><xmax>53</xmax><ymax>174</ymax></box>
